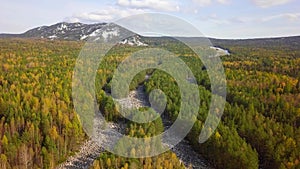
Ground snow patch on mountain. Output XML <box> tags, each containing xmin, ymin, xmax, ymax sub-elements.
<box><xmin>89</xmin><ymin>29</ymin><xmax>101</xmax><ymax>37</ymax></box>
<box><xmin>102</xmin><ymin>29</ymin><xmax>119</xmax><ymax>40</ymax></box>
<box><xmin>119</xmin><ymin>36</ymin><xmax>148</xmax><ymax>46</ymax></box>
<box><xmin>57</xmin><ymin>23</ymin><xmax>68</xmax><ymax>31</ymax></box>
<box><xmin>80</xmin><ymin>35</ymin><xmax>89</xmax><ymax>40</ymax></box>
<box><xmin>48</xmin><ymin>35</ymin><xmax>58</xmax><ymax>39</ymax></box>
<box><xmin>210</xmin><ymin>46</ymin><xmax>230</xmax><ymax>56</ymax></box>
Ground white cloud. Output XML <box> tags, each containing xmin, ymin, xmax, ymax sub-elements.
<box><xmin>262</xmin><ymin>13</ymin><xmax>300</xmax><ymax>22</ymax></box>
<box><xmin>217</xmin><ymin>0</ymin><xmax>230</xmax><ymax>4</ymax></box>
<box><xmin>65</xmin><ymin>17</ymin><xmax>81</xmax><ymax>23</ymax></box>
<box><xmin>117</xmin><ymin>0</ymin><xmax>180</xmax><ymax>12</ymax></box>
<box><xmin>200</xmin><ymin>14</ymin><xmax>230</xmax><ymax>25</ymax></box>
<box><xmin>252</xmin><ymin>0</ymin><xmax>293</xmax><ymax>8</ymax></box>
<box><xmin>64</xmin><ymin>7</ymin><xmax>146</xmax><ymax>23</ymax></box>
<box><xmin>227</xmin><ymin>13</ymin><xmax>300</xmax><ymax>25</ymax></box>
<box><xmin>192</xmin><ymin>0</ymin><xmax>230</xmax><ymax>6</ymax></box>
<box><xmin>229</xmin><ymin>17</ymin><xmax>254</xmax><ymax>23</ymax></box>
<box><xmin>192</xmin><ymin>0</ymin><xmax>212</xmax><ymax>6</ymax></box>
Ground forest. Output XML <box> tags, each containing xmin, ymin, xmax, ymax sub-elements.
<box><xmin>0</xmin><ymin>36</ymin><xmax>300</xmax><ymax>169</ymax></box>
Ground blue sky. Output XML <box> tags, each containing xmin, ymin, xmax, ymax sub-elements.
<box><xmin>0</xmin><ymin>0</ymin><xmax>299</xmax><ymax>38</ymax></box>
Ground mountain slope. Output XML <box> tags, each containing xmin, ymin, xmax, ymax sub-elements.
<box><xmin>0</xmin><ymin>22</ymin><xmax>148</xmax><ymax>46</ymax></box>
<box><xmin>22</xmin><ymin>22</ymin><xmax>106</xmax><ymax>41</ymax></box>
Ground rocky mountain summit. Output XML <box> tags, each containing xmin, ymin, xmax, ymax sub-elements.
<box><xmin>0</xmin><ymin>22</ymin><xmax>148</xmax><ymax>46</ymax></box>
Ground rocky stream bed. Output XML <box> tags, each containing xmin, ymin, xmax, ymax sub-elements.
<box><xmin>57</xmin><ymin>85</ymin><xmax>211</xmax><ymax>169</ymax></box>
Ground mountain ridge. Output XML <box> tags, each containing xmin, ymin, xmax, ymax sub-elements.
<box><xmin>0</xmin><ymin>22</ymin><xmax>149</xmax><ymax>46</ymax></box>
<box><xmin>0</xmin><ymin>22</ymin><xmax>299</xmax><ymax>48</ymax></box>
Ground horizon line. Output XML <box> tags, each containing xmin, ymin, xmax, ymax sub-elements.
<box><xmin>0</xmin><ymin>21</ymin><xmax>299</xmax><ymax>40</ymax></box>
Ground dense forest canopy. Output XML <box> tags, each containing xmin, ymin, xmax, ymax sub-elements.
<box><xmin>0</xmin><ymin>37</ymin><xmax>299</xmax><ymax>169</ymax></box>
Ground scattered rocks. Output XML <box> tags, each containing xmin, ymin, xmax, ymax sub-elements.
<box><xmin>56</xmin><ymin>140</ymin><xmax>103</xmax><ymax>169</ymax></box>
<box><xmin>57</xmin><ymin>84</ymin><xmax>211</xmax><ymax>169</ymax></box>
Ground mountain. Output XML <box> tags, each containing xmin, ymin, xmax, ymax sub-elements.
<box><xmin>0</xmin><ymin>22</ymin><xmax>103</xmax><ymax>40</ymax></box>
<box><xmin>1</xmin><ymin>22</ymin><xmax>299</xmax><ymax>49</ymax></box>
<box><xmin>26</xmin><ymin>22</ymin><xmax>106</xmax><ymax>40</ymax></box>
<box><xmin>0</xmin><ymin>22</ymin><xmax>148</xmax><ymax>46</ymax></box>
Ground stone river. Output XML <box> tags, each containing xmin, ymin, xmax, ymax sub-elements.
<box><xmin>57</xmin><ymin>84</ymin><xmax>212</xmax><ymax>169</ymax></box>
